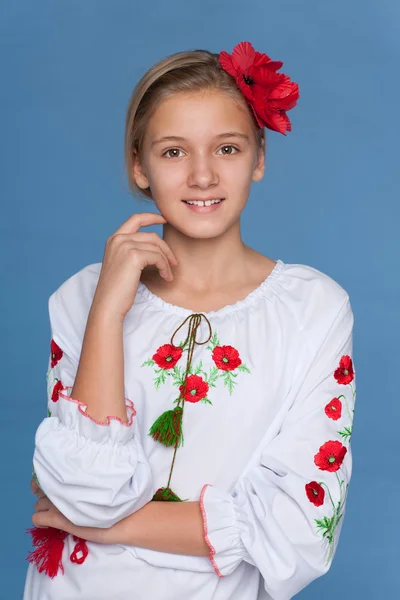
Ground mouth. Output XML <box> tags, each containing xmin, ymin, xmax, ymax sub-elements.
<box><xmin>182</xmin><ymin>198</ymin><xmax>225</xmax><ymax>206</ymax></box>
<box><xmin>182</xmin><ymin>198</ymin><xmax>225</xmax><ymax>214</ymax></box>
<box><xmin>182</xmin><ymin>198</ymin><xmax>225</xmax><ymax>215</ymax></box>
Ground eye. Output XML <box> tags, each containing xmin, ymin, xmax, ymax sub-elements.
<box><xmin>218</xmin><ymin>145</ymin><xmax>239</xmax><ymax>155</ymax></box>
<box><xmin>162</xmin><ymin>148</ymin><xmax>184</xmax><ymax>159</ymax></box>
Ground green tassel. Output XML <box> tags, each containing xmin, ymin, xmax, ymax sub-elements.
<box><xmin>149</xmin><ymin>406</ymin><xmax>184</xmax><ymax>447</ymax></box>
<box><xmin>152</xmin><ymin>487</ymin><xmax>188</xmax><ymax>502</ymax></box>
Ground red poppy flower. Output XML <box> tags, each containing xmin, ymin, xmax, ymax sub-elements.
<box><xmin>314</xmin><ymin>440</ymin><xmax>347</xmax><ymax>472</ymax></box>
<box><xmin>50</xmin><ymin>339</ymin><xmax>63</xmax><ymax>368</ymax></box>
<box><xmin>219</xmin><ymin>41</ymin><xmax>300</xmax><ymax>135</ymax></box>
<box><xmin>334</xmin><ymin>355</ymin><xmax>354</xmax><ymax>385</ymax></box>
<box><xmin>305</xmin><ymin>481</ymin><xmax>325</xmax><ymax>507</ymax></box>
<box><xmin>153</xmin><ymin>344</ymin><xmax>183</xmax><ymax>370</ymax></box>
<box><xmin>179</xmin><ymin>374</ymin><xmax>209</xmax><ymax>403</ymax></box>
<box><xmin>324</xmin><ymin>398</ymin><xmax>343</xmax><ymax>420</ymax></box>
<box><xmin>51</xmin><ymin>379</ymin><xmax>63</xmax><ymax>402</ymax></box>
<box><xmin>212</xmin><ymin>345</ymin><xmax>242</xmax><ymax>371</ymax></box>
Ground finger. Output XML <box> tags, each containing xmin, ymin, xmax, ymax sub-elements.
<box><xmin>31</xmin><ymin>477</ymin><xmax>39</xmax><ymax>494</ymax></box>
<box><xmin>138</xmin><ymin>249</ymin><xmax>174</xmax><ymax>281</ymax></box>
<box><xmin>128</xmin><ymin>242</ymin><xmax>173</xmax><ymax>280</ymax></box>
<box><xmin>129</xmin><ymin>232</ymin><xmax>178</xmax><ymax>266</ymax></box>
<box><xmin>36</xmin><ymin>489</ymin><xmax>47</xmax><ymax>500</ymax></box>
<box><xmin>34</xmin><ymin>497</ymin><xmax>52</xmax><ymax>512</ymax></box>
<box><xmin>113</xmin><ymin>212</ymin><xmax>167</xmax><ymax>236</ymax></box>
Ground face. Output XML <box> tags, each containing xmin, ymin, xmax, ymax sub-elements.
<box><xmin>132</xmin><ymin>89</ymin><xmax>265</xmax><ymax>239</ymax></box>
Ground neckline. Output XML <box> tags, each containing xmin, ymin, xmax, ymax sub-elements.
<box><xmin>136</xmin><ymin>258</ymin><xmax>286</xmax><ymax>318</ymax></box>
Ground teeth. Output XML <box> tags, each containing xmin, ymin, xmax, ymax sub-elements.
<box><xmin>186</xmin><ymin>198</ymin><xmax>223</xmax><ymax>206</ymax></box>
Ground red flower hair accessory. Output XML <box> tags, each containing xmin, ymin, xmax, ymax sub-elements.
<box><xmin>219</xmin><ymin>41</ymin><xmax>300</xmax><ymax>135</ymax></box>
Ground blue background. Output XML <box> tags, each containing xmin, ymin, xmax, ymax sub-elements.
<box><xmin>1</xmin><ymin>0</ymin><xmax>398</xmax><ymax>597</ymax></box>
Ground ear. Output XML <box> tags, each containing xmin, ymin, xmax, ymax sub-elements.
<box><xmin>252</xmin><ymin>146</ymin><xmax>265</xmax><ymax>182</ymax></box>
<box><xmin>132</xmin><ymin>150</ymin><xmax>150</xmax><ymax>190</ymax></box>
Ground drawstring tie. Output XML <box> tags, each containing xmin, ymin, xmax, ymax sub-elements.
<box><xmin>151</xmin><ymin>313</ymin><xmax>212</xmax><ymax>501</ymax></box>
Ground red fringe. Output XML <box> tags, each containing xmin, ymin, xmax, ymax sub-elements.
<box><xmin>26</xmin><ymin>526</ymin><xmax>68</xmax><ymax>578</ymax></box>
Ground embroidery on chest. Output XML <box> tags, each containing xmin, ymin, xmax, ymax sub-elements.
<box><xmin>140</xmin><ymin>313</ymin><xmax>251</xmax><ymax>502</ymax></box>
<box><xmin>141</xmin><ymin>328</ymin><xmax>251</xmax><ymax>405</ymax></box>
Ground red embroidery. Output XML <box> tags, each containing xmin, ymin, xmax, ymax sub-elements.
<box><xmin>50</xmin><ymin>339</ymin><xmax>63</xmax><ymax>368</ymax></box>
<box><xmin>179</xmin><ymin>374</ymin><xmax>209</xmax><ymax>403</ymax></box>
<box><xmin>334</xmin><ymin>355</ymin><xmax>354</xmax><ymax>385</ymax></box>
<box><xmin>304</xmin><ymin>353</ymin><xmax>356</xmax><ymax>566</ymax></box>
<box><xmin>324</xmin><ymin>398</ymin><xmax>342</xmax><ymax>420</ymax></box>
<box><xmin>212</xmin><ymin>345</ymin><xmax>242</xmax><ymax>371</ymax></box>
<box><xmin>314</xmin><ymin>440</ymin><xmax>347</xmax><ymax>473</ymax></box>
<box><xmin>51</xmin><ymin>379</ymin><xmax>63</xmax><ymax>402</ymax></box>
<box><xmin>153</xmin><ymin>344</ymin><xmax>183</xmax><ymax>369</ymax></box>
<box><xmin>305</xmin><ymin>481</ymin><xmax>325</xmax><ymax>507</ymax></box>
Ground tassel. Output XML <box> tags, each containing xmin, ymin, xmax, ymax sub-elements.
<box><xmin>152</xmin><ymin>486</ymin><xmax>188</xmax><ymax>502</ymax></box>
<box><xmin>26</xmin><ymin>526</ymin><xmax>68</xmax><ymax>578</ymax></box>
<box><xmin>149</xmin><ymin>407</ymin><xmax>184</xmax><ymax>447</ymax></box>
<box><xmin>70</xmin><ymin>536</ymin><xmax>89</xmax><ymax>565</ymax></box>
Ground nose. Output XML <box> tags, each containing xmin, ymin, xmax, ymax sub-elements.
<box><xmin>187</xmin><ymin>153</ymin><xmax>219</xmax><ymax>189</ymax></box>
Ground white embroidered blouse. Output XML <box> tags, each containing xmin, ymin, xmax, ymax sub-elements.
<box><xmin>23</xmin><ymin>258</ymin><xmax>356</xmax><ymax>600</ymax></box>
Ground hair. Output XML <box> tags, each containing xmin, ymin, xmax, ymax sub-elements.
<box><xmin>123</xmin><ymin>48</ymin><xmax>266</xmax><ymax>202</ymax></box>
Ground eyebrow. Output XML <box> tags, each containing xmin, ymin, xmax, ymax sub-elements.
<box><xmin>151</xmin><ymin>132</ymin><xmax>250</xmax><ymax>147</ymax></box>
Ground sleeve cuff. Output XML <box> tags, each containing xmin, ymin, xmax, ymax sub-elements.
<box><xmin>200</xmin><ymin>483</ymin><xmax>250</xmax><ymax>577</ymax></box>
<box><xmin>57</xmin><ymin>385</ymin><xmax>137</xmax><ymax>445</ymax></box>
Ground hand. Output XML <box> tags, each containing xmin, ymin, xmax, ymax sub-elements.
<box><xmin>31</xmin><ymin>480</ymin><xmax>111</xmax><ymax>544</ymax></box>
<box><xmin>93</xmin><ymin>212</ymin><xmax>179</xmax><ymax>320</ymax></box>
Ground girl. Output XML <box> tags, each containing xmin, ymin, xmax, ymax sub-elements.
<box><xmin>24</xmin><ymin>41</ymin><xmax>356</xmax><ymax>600</ymax></box>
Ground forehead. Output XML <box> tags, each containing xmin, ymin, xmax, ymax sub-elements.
<box><xmin>146</xmin><ymin>90</ymin><xmax>253</xmax><ymax>141</ymax></box>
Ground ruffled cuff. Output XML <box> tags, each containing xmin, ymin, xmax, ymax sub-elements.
<box><xmin>200</xmin><ymin>483</ymin><xmax>251</xmax><ymax>577</ymax></box>
<box><xmin>57</xmin><ymin>385</ymin><xmax>137</xmax><ymax>445</ymax></box>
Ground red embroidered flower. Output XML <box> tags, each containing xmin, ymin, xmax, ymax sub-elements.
<box><xmin>324</xmin><ymin>398</ymin><xmax>342</xmax><ymax>420</ymax></box>
<box><xmin>334</xmin><ymin>355</ymin><xmax>354</xmax><ymax>385</ymax></box>
<box><xmin>153</xmin><ymin>344</ymin><xmax>183</xmax><ymax>370</ymax></box>
<box><xmin>50</xmin><ymin>339</ymin><xmax>63</xmax><ymax>368</ymax></box>
<box><xmin>314</xmin><ymin>440</ymin><xmax>347</xmax><ymax>472</ymax></box>
<box><xmin>305</xmin><ymin>481</ymin><xmax>325</xmax><ymax>507</ymax></box>
<box><xmin>212</xmin><ymin>345</ymin><xmax>242</xmax><ymax>371</ymax></box>
<box><xmin>51</xmin><ymin>380</ymin><xmax>63</xmax><ymax>402</ymax></box>
<box><xmin>179</xmin><ymin>374</ymin><xmax>209</xmax><ymax>403</ymax></box>
<box><xmin>219</xmin><ymin>41</ymin><xmax>300</xmax><ymax>135</ymax></box>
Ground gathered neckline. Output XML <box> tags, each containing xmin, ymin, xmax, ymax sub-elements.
<box><xmin>136</xmin><ymin>258</ymin><xmax>286</xmax><ymax>319</ymax></box>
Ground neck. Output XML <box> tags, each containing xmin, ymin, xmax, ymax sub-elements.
<box><xmin>161</xmin><ymin>221</ymin><xmax>250</xmax><ymax>291</ymax></box>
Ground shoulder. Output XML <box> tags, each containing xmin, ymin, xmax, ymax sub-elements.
<box><xmin>48</xmin><ymin>262</ymin><xmax>102</xmax><ymax>361</ymax></box>
<box><xmin>278</xmin><ymin>260</ymin><xmax>353</xmax><ymax>332</ymax></box>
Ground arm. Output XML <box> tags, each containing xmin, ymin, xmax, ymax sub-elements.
<box><xmin>32</xmin><ymin>289</ymin><xmax>154</xmax><ymax>528</ymax></box>
<box><xmin>94</xmin><ymin>295</ymin><xmax>356</xmax><ymax>592</ymax></box>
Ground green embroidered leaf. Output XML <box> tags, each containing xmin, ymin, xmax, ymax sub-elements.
<box><xmin>205</xmin><ymin>366</ymin><xmax>220</xmax><ymax>388</ymax></box>
<box><xmin>141</xmin><ymin>359</ymin><xmax>155</xmax><ymax>367</ymax></box>
<box><xmin>200</xmin><ymin>397</ymin><xmax>213</xmax><ymax>405</ymax></box>
<box><xmin>47</xmin><ymin>408</ymin><xmax>52</xmax><ymax>417</ymax></box>
<box><xmin>237</xmin><ymin>363</ymin><xmax>251</xmax><ymax>374</ymax></box>
<box><xmin>171</xmin><ymin>365</ymin><xmax>185</xmax><ymax>386</ymax></box>
<box><xmin>222</xmin><ymin>371</ymin><xmax>235</xmax><ymax>395</ymax></box>
<box><xmin>154</xmin><ymin>369</ymin><xmax>167</xmax><ymax>389</ymax></box>
<box><xmin>206</xmin><ymin>331</ymin><xmax>220</xmax><ymax>352</ymax></box>
<box><xmin>193</xmin><ymin>360</ymin><xmax>203</xmax><ymax>375</ymax></box>
<box><xmin>338</xmin><ymin>426</ymin><xmax>352</xmax><ymax>441</ymax></box>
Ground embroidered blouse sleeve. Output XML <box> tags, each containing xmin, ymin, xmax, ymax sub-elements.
<box><xmin>199</xmin><ymin>295</ymin><xmax>356</xmax><ymax>600</ymax></box>
<box><xmin>32</xmin><ymin>289</ymin><xmax>154</xmax><ymax>529</ymax></box>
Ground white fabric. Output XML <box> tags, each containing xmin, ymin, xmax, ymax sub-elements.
<box><xmin>23</xmin><ymin>258</ymin><xmax>356</xmax><ymax>600</ymax></box>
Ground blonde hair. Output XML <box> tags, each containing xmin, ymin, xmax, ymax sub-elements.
<box><xmin>123</xmin><ymin>48</ymin><xmax>266</xmax><ymax>202</ymax></box>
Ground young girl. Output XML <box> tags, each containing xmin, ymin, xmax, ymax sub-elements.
<box><xmin>24</xmin><ymin>41</ymin><xmax>356</xmax><ymax>600</ymax></box>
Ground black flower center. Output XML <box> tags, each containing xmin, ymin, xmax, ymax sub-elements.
<box><xmin>242</xmin><ymin>73</ymin><xmax>254</xmax><ymax>85</ymax></box>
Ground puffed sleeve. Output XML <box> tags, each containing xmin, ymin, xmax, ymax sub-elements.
<box><xmin>32</xmin><ymin>288</ymin><xmax>154</xmax><ymax>529</ymax></box>
<box><xmin>199</xmin><ymin>296</ymin><xmax>356</xmax><ymax>600</ymax></box>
